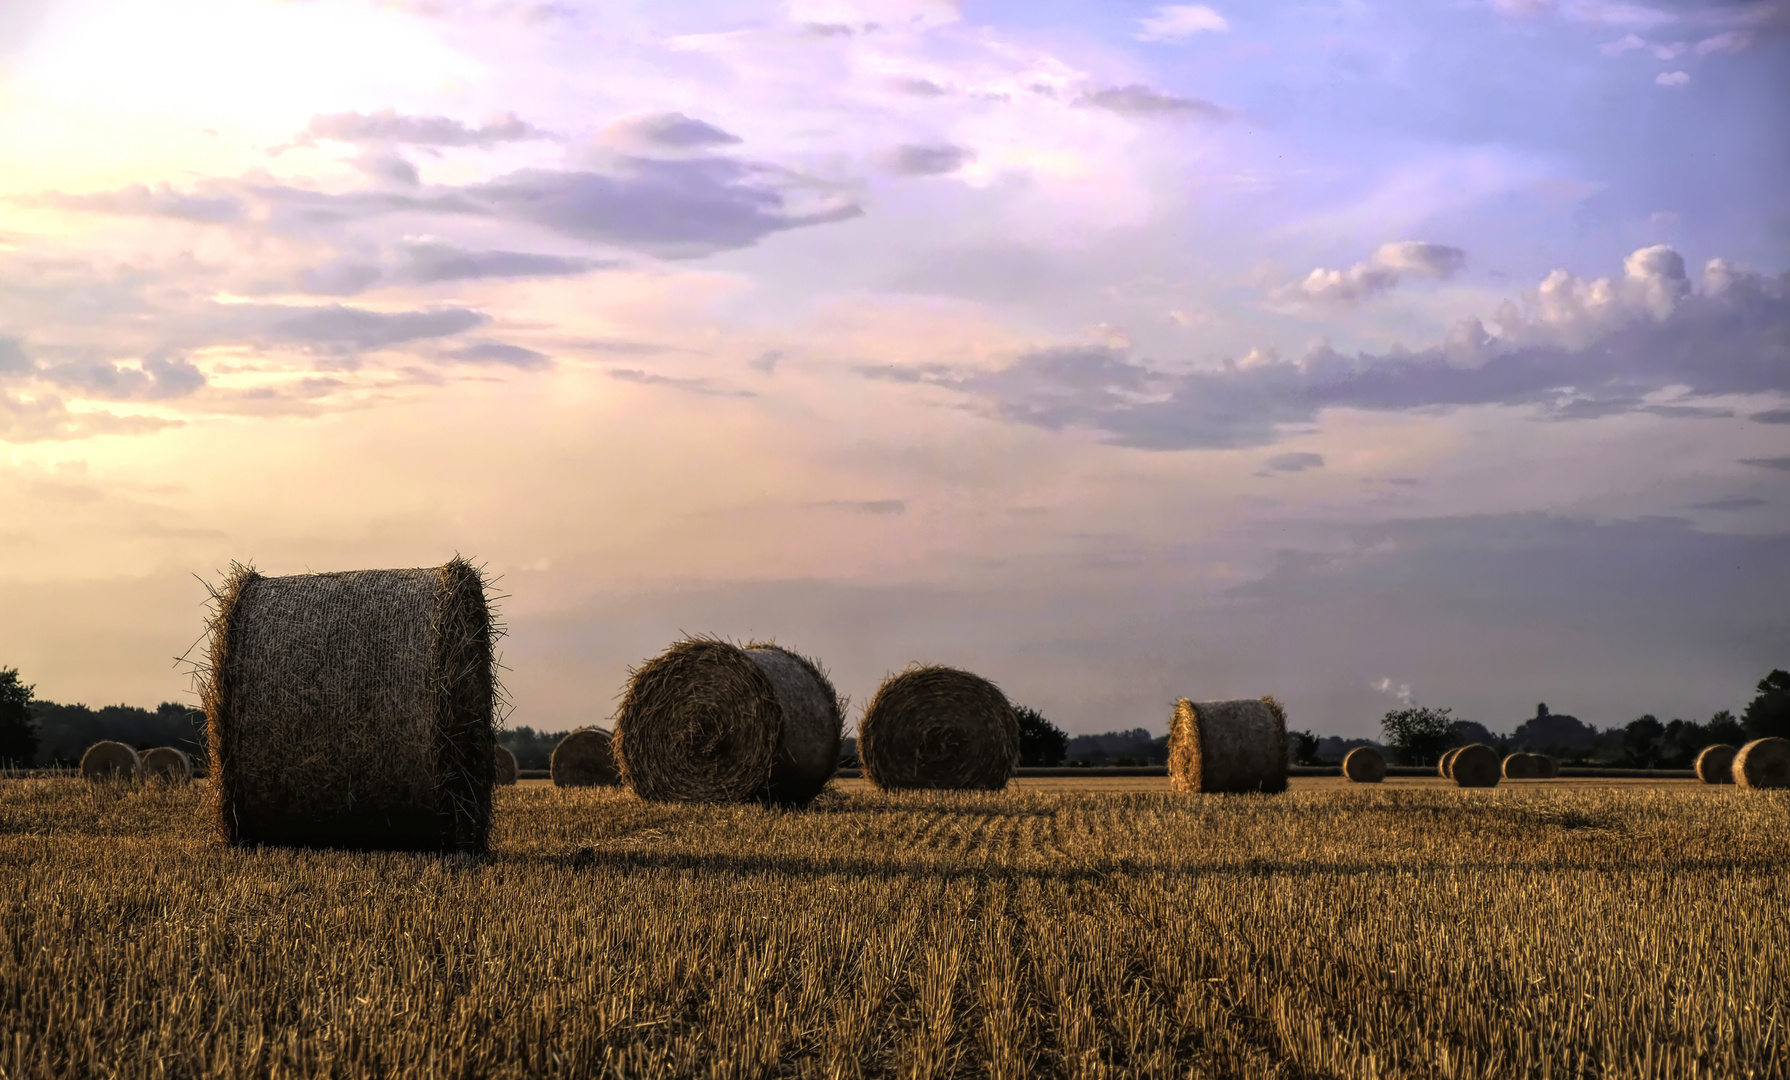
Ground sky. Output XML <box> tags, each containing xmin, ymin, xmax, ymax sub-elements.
<box><xmin>1</xmin><ymin>0</ymin><xmax>1786</xmax><ymax>740</ymax></box>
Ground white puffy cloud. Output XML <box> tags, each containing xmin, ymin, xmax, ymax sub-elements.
<box><xmin>1656</xmin><ymin>70</ymin><xmax>1691</xmax><ymax>86</ymax></box>
<box><xmin>1136</xmin><ymin>5</ymin><xmax>1230</xmax><ymax>42</ymax></box>
<box><xmin>1291</xmin><ymin>241</ymin><xmax>1467</xmax><ymax>304</ymax></box>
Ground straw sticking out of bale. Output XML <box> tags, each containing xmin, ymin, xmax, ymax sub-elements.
<box><xmin>551</xmin><ymin>728</ymin><xmax>619</xmax><ymax>787</ymax></box>
<box><xmin>1451</xmin><ymin>744</ymin><xmax>1501</xmax><ymax>788</ymax></box>
<box><xmin>1439</xmin><ymin>747</ymin><xmax>1462</xmax><ymax>779</ymax></box>
<box><xmin>859</xmin><ymin>665</ymin><xmax>1017</xmax><ymax>791</ymax></box>
<box><xmin>613</xmin><ymin>639</ymin><xmax>843</xmax><ymax>805</ymax></box>
<box><xmin>1343</xmin><ymin>746</ymin><xmax>1386</xmax><ymax>783</ymax></box>
<box><xmin>1168</xmin><ymin>697</ymin><xmax>1289</xmax><ymax>794</ymax></box>
<box><xmin>1695</xmin><ymin>744</ymin><xmax>1736</xmax><ymax>785</ymax></box>
<box><xmin>493</xmin><ymin>744</ymin><xmax>518</xmax><ymax>786</ymax></box>
<box><xmin>141</xmin><ymin>747</ymin><xmax>193</xmax><ymax>784</ymax></box>
<box><xmin>200</xmin><ymin>556</ymin><xmax>500</xmax><ymax>853</ymax></box>
<box><xmin>80</xmin><ymin>741</ymin><xmax>140</xmax><ymax>783</ymax></box>
<box><xmin>1732</xmin><ymin>738</ymin><xmax>1790</xmax><ymax>790</ymax></box>
<box><xmin>1502</xmin><ymin>753</ymin><xmax>1540</xmax><ymax>780</ymax></box>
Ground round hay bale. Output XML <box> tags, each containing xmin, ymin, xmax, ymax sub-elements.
<box><xmin>550</xmin><ymin>728</ymin><xmax>618</xmax><ymax>787</ymax></box>
<box><xmin>1342</xmin><ymin>746</ymin><xmax>1386</xmax><ymax>783</ymax></box>
<box><xmin>1732</xmin><ymin>737</ymin><xmax>1790</xmax><ymax>790</ymax></box>
<box><xmin>1694</xmin><ymin>744</ymin><xmax>1737</xmax><ymax>785</ymax></box>
<box><xmin>1168</xmin><ymin>697</ymin><xmax>1288</xmax><ymax>794</ymax></box>
<box><xmin>1438</xmin><ymin>747</ymin><xmax>1462</xmax><ymax>779</ymax></box>
<box><xmin>140</xmin><ymin>746</ymin><xmax>193</xmax><ymax>784</ymax></box>
<box><xmin>80</xmin><ymin>741</ymin><xmax>140</xmax><ymax>783</ymax></box>
<box><xmin>493</xmin><ymin>744</ymin><xmax>518</xmax><ymax>786</ymax></box>
<box><xmin>1502</xmin><ymin>752</ymin><xmax>1541</xmax><ymax>780</ymax></box>
<box><xmin>1451</xmin><ymin>744</ymin><xmax>1501</xmax><ymax>788</ymax></box>
<box><xmin>199</xmin><ymin>557</ymin><xmax>499</xmax><ymax>853</ymax></box>
<box><xmin>858</xmin><ymin>665</ymin><xmax>1017</xmax><ymax>792</ymax></box>
<box><xmin>613</xmin><ymin>639</ymin><xmax>843</xmax><ymax>804</ymax></box>
<box><xmin>1533</xmin><ymin>754</ymin><xmax>1560</xmax><ymax>779</ymax></box>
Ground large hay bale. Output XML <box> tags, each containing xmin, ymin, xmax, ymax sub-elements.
<box><xmin>550</xmin><ymin>728</ymin><xmax>618</xmax><ymax>787</ymax></box>
<box><xmin>141</xmin><ymin>747</ymin><xmax>193</xmax><ymax>784</ymax></box>
<box><xmin>1533</xmin><ymin>754</ymin><xmax>1560</xmax><ymax>779</ymax></box>
<box><xmin>1168</xmin><ymin>697</ymin><xmax>1289</xmax><ymax>794</ymax></box>
<box><xmin>1451</xmin><ymin>744</ymin><xmax>1501</xmax><ymax>788</ymax></box>
<box><xmin>1342</xmin><ymin>746</ymin><xmax>1386</xmax><ymax>783</ymax></box>
<box><xmin>1732</xmin><ymin>737</ymin><xmax>1790</xmax><ymax>790</ymax></box>
<box><xmin>1695</xmin><ymin>744</ymin><xmax>1737</xmax><ymax>785</ymax></box>
<box><xmin>613</xmin><ymin>639</ymin><xmax>843</xmax><ymax>805</ymax></box>
<box><xmin>493</xmin><ymin>744</ymin><xmax>518</xmax><ymax>786</ymax></box>
<box><xmin>200</xmin><ymin>557</ymin><xmax>498</xmax><ymax>853</ymax></box>
<box><xmin>1439</xmin><ymin>747</ymin><xmax>1462</xmax><ymax>779</ymax></box>
<box><xmin>858</xmin><ymin>665</ymin><xmax>1017</xmax><ymax>792</ymax></box>
<box><xmin>80</xmin><ymin>741</ymin><xmax>140</xmax><ymax>783</ymax></box>
<box><xmin>1502</xmin><ymin>752</ymin><xmax>1540</xmax><ymax>780</ymax></box>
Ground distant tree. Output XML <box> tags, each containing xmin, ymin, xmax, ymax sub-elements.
<box><xmin>1705</xmin><ymin>709</ymin><xmax>1746</xmax><ymax>747</ymax></box>
<box><xmin>1014</xmin><ymin>706</ymin><xmax>1068</xmax><ymax>767</ymax></box>
<box><xmin>1381</xmin><ymin>706</ymin><xmax>1457</xmax><ymax>766</ymax></box>
<box><xmin>1742</xmin><ymin>669</ymin><xmax>1790</xmax><ymax>740</ymax></box>
<box><xmin>1621</xmin><ymin>715</ymin><xmax>1666</xmax><ymax>767</ymax></box>
<box><xmin>1289</xmin><ymin>729</ymin><xmax>1321</xmax><ymax>766</ymax></box>
<box><xmin>0</xmin><ymin>667</ymin><xmax>39</xmax><ymax>767</ymax></box>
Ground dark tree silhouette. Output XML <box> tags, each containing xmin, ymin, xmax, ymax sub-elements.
<box><xmin>1014</xmin><ymin>705</ymin><xmax>1068</xmax><ymax>767</ymax></box>
<box><xmin>1742</xmin><ymin>670</ymin><xmax>1790</xmax><ymax>740</ymax></box>
<box><xmin>1381</xmin><ymin>706</ymin><xmax>1457</xmax><ymax>766</ymax></box>
<box><xmin>0</xmin><ymin>667</ymin><xmax>38</xmax><ymax>767</ymax></box>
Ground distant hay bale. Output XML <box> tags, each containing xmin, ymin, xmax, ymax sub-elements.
<box><xmin>550</xmin><ymin>728</ymin><xmax>618</xmax><ymax>787</ymax></box>
<box><xmin>1533</xmin><ymin>754</ymin><xmax>1559</xmax><ymax>778</ymax></box>
<box><xmin>1439</xmin><ymin>747</ymin><xmax>1462</xmax><ymax>779</ymax></box>
<box><xmin>140</xmin><ymin>747</ymin><xmax>193</xmax><ymax>784</ymax></box>
<box><xmin>1695</xmin><ymin>744</ymin><xmax>1737</xmax><ymax>785</ymax></box>
<box><xmin>1168</xmin><ymin>697</ymin><xmax>1289</xmax><ymax>794</ymax></box>
<box><xmin>80</xmin><ymin>741</ymin><xmax>140</xmax><ymax>783</ymax></box>
<box><xmin>1732</xmin><ymin>738</ymin><xmax>1790</xmax><ymax>790</ymax></box>
<box><xmin>200</xmin><ymin>557</ymin><xmax>499</xmax><ymax>853</ymax></box>
<box><xmin>1451</xmin><ymin>744</ymin><xmax>1501</xmax><ymax>788</ymax></box>
<box><xmin>493</xmin><ymin>744</ymin><xmax>518</xmax><ymax>786</ymax></box>
<box><xmin>1502</xmin><ymin>752</ymin><xmax>1541</xmax><ymax>780</ymax></box>
<box><xmin>613</xmin><ymin>639</ymin><xmax>843</xmax><ymax>805</ymax></box>
<box><xmin>1342</xmin><ymin>746</ymin><xmax>1386</xmax><ymax>783</ymax></box>
<box><xmin>858</xmin><ymin>665</ymin><xmax>1017</xmax><ymax>792</ymax></box>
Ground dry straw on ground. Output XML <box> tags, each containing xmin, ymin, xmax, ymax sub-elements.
<box><xmin>1168</xmin><ymin>697</ymin><xmax>1289</xmax><ymax>794</ymax></box>
<box><xmin>1451</xmin><ymin>744</ymin><xmax>1501</xmax><ymax>788</ymax></box>
<box><xmin>493</xmin><ymin>745</ymin><xmax>518</xmax><ymax>786</ymax></box>
<box><xmin>1342</xmin><ymin>746</ymin><xmax>1386</xmax><ymax>783</ymax></box>
<box><xmin>614</xmin><ymin>639</ymin><xmax>843</xmax><ymax>805</ymax></box>
<box><xmin>140</xmin><ymin>747</ymin><xmax>192</xmax><ymax>784</ymax></box>
<box><xmin>79</xmin><ymin>741</ymin><xmax>139</xmax><ymax>783</ymax></box>
<box><xmin>1732</xmin><ymin>737</ymin><xmax>1790</xmax><ymax>790</ymax></box>
<box><xmin>199</xmin><ymin>556</ymin><xmax>500</xmax><ymax>853</ymax></box>
<box><xmin>550</xmin><ymin>729</ymin><xmax>619</xmax><ymax>788</ymax></box>
<box><xmin>859</xmin><ymin>665</ymin><xmax>1017</xmax><ymax>791</ymax></box>
<box><xmin>1439</xmin><ymin>747</ymin><xmax>1463</xmax><ymax>779</ymax></box>
<box><xmin>1502</xmin><ymin>753</ymin><xmax>1540</xmax><ymax>780</ymax></box>
<box><xmin>1696</xmin><ymin>744</ymin><xmax>1737</xmax><ymax>785</ymax></box>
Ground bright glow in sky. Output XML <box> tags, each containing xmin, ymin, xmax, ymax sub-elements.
<box><xmin>2</xmin><ymin>0</ymin><xmax>1787</xmax><ymax>737</ymax></box>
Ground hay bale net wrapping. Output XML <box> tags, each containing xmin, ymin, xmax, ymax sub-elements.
<box><xmin>1695</xmin><ymin>744</ymin><xmax>1737</xmax><ymax>785</ymax></box>
<box><xmin>200</xmin><ymin>557</ymin><xmax>500</xmax><ymax>853</ymax></box>
<box><xmin>550</xmin><ymin>728</ymin><xmax>619</xmax><ymax>788</ymax></box>
<box><xmin>1732</xmin><ymin>738</ymin><xmax>1790</xmax><ymax>790</ymax></box>
<box><xmin>613</xmin><ymin>639</ymin><xmax>843</xmax><ymax>805</ymax></box>
<box><xmin>858</xmin><ymin>665</ymin><xmax>1017</xmax><ymax>792</ymax></box>
<box><xmin>80</xmin><ymin>741</ymin><xmax>140</xmax><ymax>782</ymax></box>
<box><xmin>1342</xmin><ymin>746</ymin><xmax>1386</xmax><ymax>783</ymax></box>
<box><xmin>1168</xmin><ymin>697</ymin><xmax>1288</xmax><ymax>794</ymax></box>
<box><xmin>1451</xmin><ymin>743</ymin><xmax>1501</xmax><ymax>788</ymax></box>
<box><xmin>1502</xmin><ymin>753</ymin><xmax>1540</xmax><ymax>780</ymax></box>
<box><xmin>141</xmin><ymin>747</ymin><xmax>193</xmax><ymax>783</ymax></box>
<box><xmin>493</xmin><ymin>744</ymin><xmax>518</xmax><ymax>786</ymax></box>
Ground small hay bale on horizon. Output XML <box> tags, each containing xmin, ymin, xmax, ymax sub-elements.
<box><xmin>80</xmin><ymin>741</ymin><xmax>140</xmax><ymax>783</ymax></box>
<box><xmin>1343</xmin><ymin>746</ymin><xmax>1386</xmax><ymax>784</ymax></box>
<box><xmin>859</xmin><ymin>665</ymin><xmax>1017</xmax><ymax>792</ymax></box>
<box><xmin>1732</xmin><ymin>738</ymin><xmax>1790</xmax><ymax>790</ymax></box>
<box><xmin>141</xmin><ymin>747</ymin><xmax>193</xmax><ymax>784</ymax></box>
<box><xmin>1502</xmin><ymin>752</ymin><xmax>1541</xmax><ymax>780</ymax></box>
<box><xmin>1695</xmin><ymin>744</ymin><xmax>1737</xmax><ymax>785</ymax></box>
<box><xmin>200</xmin><ymin>557</ymin><xmax>500</xmax><ymax>853</ymax></box>
<box><xmin>614</xmin><ymin>639</ymin><xmax>843</xmax><ymax>805</ymax></box>
<box><xmin>1533</xmin><ymin>753</ymin><xmax>1559</xmax><ymax>778</ymax></box>
<box><xmin>493</xmin><ymin>744</ymin><xmax>519</xmax><ymax>786</ymax></box>
<box><xmin>1451</xmin><ymin>744</ymin><xmax>1501</xmax><ymax>788</ymax></box>
<box><xmin>550</xmin><ymin>728</ymin><xmax>619</xmax><ymax>787</ymax></box>
<box><xmin>1168</xmin><ymin>697</ymin><xmax>1288</xmax><ymax>794</ymax></box>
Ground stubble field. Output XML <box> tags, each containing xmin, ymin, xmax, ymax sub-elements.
<box><xmin>1</xmin><ymin>777</ymin><xmax>1785</xmax><ymax>1079</ymax></box>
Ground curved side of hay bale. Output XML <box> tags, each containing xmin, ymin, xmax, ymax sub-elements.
<box><xmin>141</xmin><ymin>747</ymin><xmax>193</xmax><ymax>783</ymax></box>
<box><xmin>1732</xmin><ymin>737</ymin><xmax>1790</xmax><ymax>790</ymax></box>
<box><xmin>1168</xmin><ymin>697</ymin><xmax>1289</xmax><ymax>794</ymax></box>
<box><xmin>80</xmin><ymin>741</ymin><xmax>141</xmax><ymax>782</ymax></box>
<box><xmin>744</xmin><ymin>643</ymin><xmax>843</xmax><ymax>806</ymax></box>
<box><xmin>201</xmin><ymin>557</ymin><xmax>498</xmax><ymax>853</ymax></box>
<box><xmin>550</xmin><ymin>728</ymin><xmax>619</xmax><ymax>787</ymax></box>
<box><xmin>613</xmin><ymin>639</ymin><xmax>783</xmax><ymax>803</ymax></box>
<box><xmin>1451</xmin><ymin>744</ymin><xmax>1501</xmax><ymax>788</ymax></box>
<box><xmin>1342</xmin><ymin>746</ymin><xmax>1386</xmax><ymax>783</ymax></box>
<box><xmin>1438</xmin><ymin>747</ymin><xmax>1461</xmax><ymax>779</ymax></box>
<box><xmin>1694</xmin><ymin>744</ymin><xmax>1737</xmax><ymax>785</ymax></box>
<box><xmin>1502</xmin><ymin>752</ymin><xmax>1540</xmax><ymax>780</ymax></box>
<box><xmin>1532</xmin><ymin>754</ymin><xmax>1559</xmax><ymax>778</ymax></box>
<box><xmin>859</xmin><ymin>666</ymin><xmax>1018</xmax><ymax>791</ymax></box>
<box><xmin>493</xmin><ymin>744</ymin><xmax>519</xmax><ymax>786</ymax></box>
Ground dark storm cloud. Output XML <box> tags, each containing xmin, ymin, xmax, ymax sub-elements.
<box><xmin>303</xmin><ymin>109</ymin><xmax>551</xmax><ymax>147</ymax></box>
<box><xmin>885</xmin><ymin>144</ymin><xmax>976</xmax><ymax>175</ymax></box>
<box><xmin>1076</xmin><ymin>84</ymin><xmax>1233</xmax><ymax>120</ymax></box>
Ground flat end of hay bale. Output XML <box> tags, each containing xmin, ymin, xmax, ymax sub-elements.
<box><xmin>493</xmin><ymin>744</ymin><xmax>519</xmax><ymax>786</ymax></box>
<box><xmin>140</xmin><ymin>747</ymin><xmax>193</xmax><ymax>783</ymax></box>
<box><xmin>1342</xmin><ymin>746</ymin><xmax>1386</xmax><ymax>783</ymax></box>
<box><xmin>1501</xmin><ymin>752</ymin><xmax>1541</xmax><ymax>780</ymax></box>
<box><xmin>613</xmin><ymin>638</ymin><xmax>783</xmax><ymax>803</ymax></box>
<box><xmin>1733</xmin><ymin>737</ymin><xmax>1790</xmax><ymax>790</ymax></box>
<box><xmin>551</xmin><ymin>728</ymin><xmax>619</xmax><ymax>787</ymax></box>
<box><xmin>80</xmin><ymin>741</ymin><xmax>141</xmax><ymax>783</ymax></box>
<box><xmin>1439</xmin><ymin>746</ymin><xmax>1462</xmax><ymax>779</ymax></box>
<box><xmin>859</xmin><ymin>665</ymin><xmax>1018</xmax><ymax>791</ymax></box>
<box><xmin>1695</xmin><ymin>743</ymin><xmax>1737</xmax><ymax>784</ymax></box>
<box><xmin>1451</xmin><ymin>743</ymin><xmax>1501</xmax><ymax>788</ymax></box>
<box><xmin>1168</xmin><ymin>697</ymin><xmax>1289</xmax><ymax>794</ymax></box>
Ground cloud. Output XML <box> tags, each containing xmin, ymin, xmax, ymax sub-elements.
<box><xmin>599</xmin><ymin>112</ymin><xmax>743</xmax><ymax>152</ymax></box>
<box><xmin>814</xmin><ymin>498</ymin><xmax>906</xmax><ymax>515</ymax></box>
<box><xmin>302</xmin><ymin>109</ymin><xmax>551</xmax><ymax>147</ymax></box>
<box><xmin>1371</xmin><ymin>677</ymin><xmax>1414</xmax><ymax>707</ymax></box>
<box><xmin>1689</xmin><ymin>496</ymin><xmax>1767</xmax><ymax>510</ymax></box>
<box><xmin>397</xmin><ymin>241</ymin><xmax>608</xmax><ymax>283</ymax></box>
<box><xmin>263</xmin><ymin>304</ymin><xmax>490</xmax><ymax>350</ymax></box>
<box><xmin>750</xmin><ymin>350</ymin><xmax>783</xmax><ymax>374</ymax></box>
<box><xmin>884</xmin><ymin>143</ymin><xmax>975</xmax><ymax>175</ymax></box>
<box><xmin>0</xmin><ymin>391</ymin><xmax>183</xmax><ymax>442</ymax></box>
<box><xmin>36</xmin><ymin>354</ymin><xmax>207</xmax><ymax>401</ymax></box>
<box><xmin>21</xmin><ymin>183</ymin><xmax>244</xmax><ymax>223</ymax></box>
<box><xmin>606</xmin><ymin>368</ymin><xmax>756</xmax><ymax>397</ymax></box>
<box><xmin>1137</xmin><ymin>5</ymin><xmax>1230</xmax><ymax>41</ymax></box>
<box><xmin>1695</xmin><ymin>29</ymin><xmax>1757</xmax><ymax>54</ymax></box>
<box><xmin>887</xmin><ymin>75</ymin><xmax>950</xmax><ymax>96</ymax></box>
<box><xmin>1260</xmin><ymin>452</ymin><xmax>1325</xmax><ymax>473</ymax></box>
<box><xmin>1291</xmin><ymin>241</ymin><xmax>1467</xmax><ymax>304</ymax></box>
<box><xmin>443</xmin><ymin>341</ymin><xmax>551</xmax><ymax>369</ymax></box>
<box><xmin>1751</xmin><ymin>408</ymin><xmax>1790</xmax><ymax>424</ymax></box>
<box><xmin>1600</xmin><ymin>31</ymin><xmax>1647</xmax><ymax>53</ymax></box>
<box><xmin>1076</xmin><ymin>84</ymin><xmax>1232</xmax><ymax>120</ymax></box>
<box><xmin>1741</xmin><ymin>456</ymin><xmax>1790</xmax><ymax>471</ymax></box>
<box><xmin>1656</xmin><ymin>70</ymin><xmax>1691</xmax><ymax>85</ymax></box>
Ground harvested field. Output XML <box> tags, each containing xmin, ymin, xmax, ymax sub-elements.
<box><xmin>1</xmin><ymin>777</ymin><xmax>1785</xmax><ymax>1079</ymax></box>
